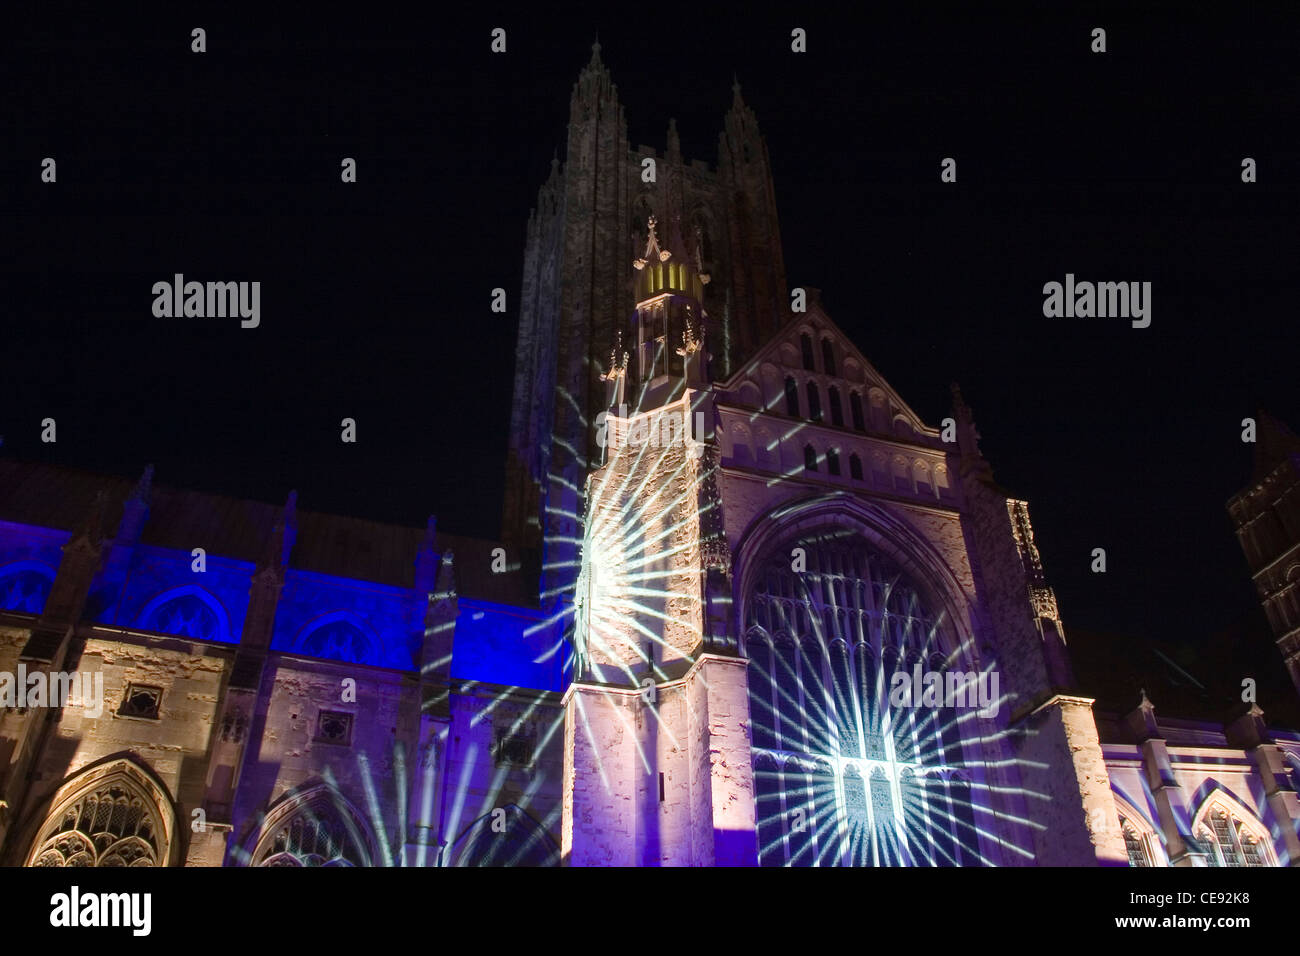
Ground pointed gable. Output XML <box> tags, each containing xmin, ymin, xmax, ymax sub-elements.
<box><xmin>717</xmin><ymin>293</ymin><xmax>938</xmax><ymax>443</ymax></box>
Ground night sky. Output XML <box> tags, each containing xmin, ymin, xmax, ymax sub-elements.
<box><xmin>5</xmin><ymin>7</ymin><xmax>1299</xmax><ymax>693</ymax></box>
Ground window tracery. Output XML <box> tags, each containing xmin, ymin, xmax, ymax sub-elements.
<box><xmin>28</xmin><ymin>763</ymin><xmax>172</xmax><ymax>868</ymax></box>
<box><xmin>1193</xmin><ymin>796</ymin><xmax>1273</xmax><ymax>867</ymax></box>
<box><xmin>745</xmin><ymin>532</ymin><xmax>979</xmax><ymax>865</ymax></box>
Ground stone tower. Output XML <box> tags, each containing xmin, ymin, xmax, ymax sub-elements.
<box><xmin>561</xmin><ymin>215</ymin><xmax>755</xmax><ymax>866</ymax></box>
<box><xmin>503</xmin><ymin>44</ymin><xmax>788</xmax><ymax>606</ymax></box>
<box><xmin>1227</xmin><ymin>411</ymin><xmax>1300</xmax><ymax>693</ymax></box>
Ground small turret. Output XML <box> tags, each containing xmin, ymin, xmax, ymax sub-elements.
<box><xmin>414</xmin><ymin>515</ymin><xmax>439</xmax><ymax>595</ymax></box>
<box><xmin>950</xmin><ymin>382</ymin><xmax>993</xmax><ymax>482</ymax></box>
<box><xmin>631</xmin><ymin>215</ymin><xmax>710</xmax><ymax>406</ymax></box>
<box><xmin>600</xmin><ymin>330</ymin><xmax>629</xmax><ymax>415</ymax></box>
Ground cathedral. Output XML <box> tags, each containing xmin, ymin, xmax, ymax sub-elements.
<box><xmin>2</xmin><ymin>45</ymin><xmax>1298</xmax><ymax>868</ymax></box>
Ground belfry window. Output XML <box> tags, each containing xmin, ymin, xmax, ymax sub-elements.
<box><xmin>784</xmin><ymin>377</ymin><xmax>800</xmax><ymax>416</ymax></box>
<box><xmin>801</xmin><ymin>334</ymin><xmax>815</xmax><ymax>371</ymax></box>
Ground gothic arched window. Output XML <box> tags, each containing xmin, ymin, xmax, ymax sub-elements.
<box><xmin>800</xmin><ymin>333</ymin><xmax>815</xmax><ymax>371</ymax></box>
<box><xmin>804</xmin><ymin>444</ymin><xmax>818</xmax><ymax>472</ymax></box>
<box><xmin>784</xmin><ymin>376</ymin><xmax>800</xmax><ymax>417</ymax></box>
<box><xmin>251</xmin><ymin>787</ymin><xmax>373</xmax><ymax>867</ymax></box>
<box><xmin>850</xmin><ymin>453</ymin><xmax>864</xmax><ymax>481</ymax></box>
<box><xmin>691</xmin><ymin>215</ymin><xmax>714</xmax><ymax>266</ymax></box>
<box><xmin>806</xmin><ymin>382</ymin><xmax>822</xmax><ymax>422</ymax></box>
<box><xmin>1193</xmin><ymin>797</ymin><xmax>1273</xmax><ymax>867</ymax></box>
<box><xmin>149</xmin><ymin>595</ymin><xmax>216</xmax><ymax>639</ymax></box>
<box><xmin>744</xmin><ymin>531</ymin><xmax>978</xmax><ymax>866</ymax></box>
<box><xmin>451</xmin><ymin>805</ymin><xmax>560</xmax><ymax>867</ymax></box>
<box><xmin>1109</xmin><ymin>793</ymin><xmax>1163</xmax><ymax>867</ymax></box>
<box><xmin>821</xmin><ymin>339</ymin><xmax>836</xmax><ymax>376</ymax></box>
<box><xmin>829</xmin><ymin>386</ymin><xmax>844</xmax><ymax>427</ymax></box>
<box><xmin>850</xmin><ymin>391</ymin><xmax>866</xmax><ymax>432</ymax></box>
<box><xmin>139</xmin><ymin>586</ymin><xmax>231</xmax><ymax>642</ymax></box>
<box><xmin>0</xmin><ymin>563</ymin><xmax>54</xmax><ymax>615</ymax></box>
<box><xmin>1121</xmin><ymin>817</ymin><xmax>1152</xmax><ymax>866</ymax></box>
<box><xmin>294</xmin><ymin>612</ymin><xmax>380</xmax><ymax>666</ymax></box>
<box><xmin>827</xmin><ymin>448</ymin><xmax>841</xmax><ymax>476</ymax></box>
<box><xmin>27</xmin><ymin>760</ymin><xmax>174</xmax><ymax>867</ymax></box>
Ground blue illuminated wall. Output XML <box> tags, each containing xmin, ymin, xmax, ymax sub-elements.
<box><xmin>450</xmin><ymin>599</ymin><xmax>566</xmax><ymax>692</ymax></box>
<box><xmin>270</xmin><ymin>568</ymin><xmax>413</xmax><ymax>670</ymax></box>
<box><xmin>90</xmin><ymin>544</ymin><xmax>251</xmax><ymax>643</ymax></box>
<box><xmin>0</xmin><ymin>521</ymin><xmax>67</xmax><ymax>616</ymax></box>
<box><xmin>0</xmin><ymin>517</ymin><xmax>562</xmax><ymax>691</ymax></box>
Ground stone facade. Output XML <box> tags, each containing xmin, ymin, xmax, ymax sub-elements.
<box><xmin>1</xmin><ymin>48</ymin><xmax>1297</xmax><ymax>868</ymax></box>
<box><xmin>0</xmin><ymin>470</ymin><xmax>565</xmax><ymax>868</ymax></box>
<box><xmin>1227</xmin><ymin>412</ymin><xmax>1300</xmax><ymax>694</ymax></box>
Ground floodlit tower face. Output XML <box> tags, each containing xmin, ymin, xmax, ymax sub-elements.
<box><xmin>565</xmin><ymin>382</ymin><xmax>751</xmax><ymax>867</ymax></box>
<box><xmin>576</xmin><ymin>401</ymin><xmax>713</xmax><ymax>684</ymax></box>
<box><xmin>562</xmin><ymin>185</ymin><xmax>753</xmax><ymax>869</ymax></box>
<box><xmin>574</xmin><ymin>216</ymin><xmax>724</xmax><ymax>685</ymax></box>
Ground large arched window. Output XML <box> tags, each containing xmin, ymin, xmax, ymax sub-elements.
<box><xmin>0</xmin><ymin>561</ymin><xmax>55</xmax><ymax>615</ymax></box>
<box><xmin>250</xmin><ymin>785</ymin><xmax>374</xmax><ymax>866</ymax></box>
<box><xmin>744</xmin><ymin>530</ymin><xmax>979</xmax><ymax>866</ymax></box>
<box><xmin>27</xmin><ymin>758</ymin><xmax>176</xmax><ymax>867</ymax></box>
<box><xmin>1192</xmin><ymin>792</ymin><xmax>1274</xmax><ymax>867</ymax></box>
<box><xmin>1121</xmin><ymin>818</ymin><xmax>1153</xmax><ymax>866</ymax></box>
<box><xmin>1112</xmin><ymin>792</ymin><xmax>1162</xmax><ymax>867</ymax></box>
<box><xmin>293</xmin><ymin>611</ymin><xmax>380</xmax><ymax>665</ymax></box>
<box><xmin>450</xmin><ymin>805</ymin><xmax>560</xmax><ymax>867</ymax></box>
<box><xmin>139</xmin><ymin>586</ymin><xmax>231</xmax><ymax>643</ymax></box>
